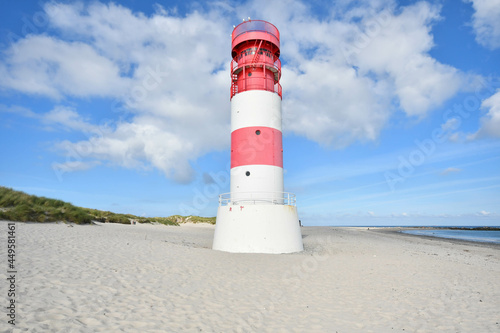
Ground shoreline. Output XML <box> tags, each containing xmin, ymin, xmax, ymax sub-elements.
<box><xmin>370</xmin><ymin>226</ymin><xmax>500</xmax><ymax>250</ymax></box>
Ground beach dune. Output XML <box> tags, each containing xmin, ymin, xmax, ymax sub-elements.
<box><xmin>1</xmin><ymin>222</ymin><xmax>499</xmax><ymax>332</ymax></box>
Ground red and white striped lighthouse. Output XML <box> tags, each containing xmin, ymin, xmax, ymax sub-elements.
<box><xmin>213</xmin><ymin>20</ymin><xmax>303</xmax><ymax>253</ymax></box>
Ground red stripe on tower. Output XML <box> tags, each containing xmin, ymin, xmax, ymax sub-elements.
<box><xmin>231</xmin><ymin>127</ymin><xmax>283</xmax><ymax>168</ymax></box>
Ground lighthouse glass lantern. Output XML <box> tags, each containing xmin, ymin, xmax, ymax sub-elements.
<box><xmin>212</xmin><ymin>20</ymin><xmax>303</xmax><ymax>254</ymax></box>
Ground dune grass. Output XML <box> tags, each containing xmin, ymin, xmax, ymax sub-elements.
<box><xmin>0</xmin><ymin>186</ymin><xmax>215</xmax><ymax>225</ymax></box>
<box><xmin>0</xmin><ymin>186</ymin><xmax>93</xmax><ymax>224</ymax></box>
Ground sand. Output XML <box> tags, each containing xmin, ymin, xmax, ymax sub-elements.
<box><xmin>1</xmin><ymin>221</ymin><xmax>499</xmax><ymax>332</ymax></box>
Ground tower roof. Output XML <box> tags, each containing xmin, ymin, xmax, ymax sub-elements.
<box><xmin>231</xmin><ymin>20</ymin><xmax>280</xmax><ymax>50</ymax></box>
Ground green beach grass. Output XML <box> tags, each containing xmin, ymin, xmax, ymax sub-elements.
<box><xmin>0</xmin><ymin>186</ymin><xmax>215</xmax><ymax>226</ymax></box>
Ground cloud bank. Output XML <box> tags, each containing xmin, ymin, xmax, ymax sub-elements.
<box><xmin>476</xmin><ymin>90</ymin><xmax>500</xmax><ymax>138</ymax></box>
<box><xmin>0</xmin><ymin>0</ymin><xmax>492</xmax><ymax>181</ymax></box>
<box><xmin>467</xmin><ymin>0</ymin><xmax>500</xmax><ymax>49</ymax></box>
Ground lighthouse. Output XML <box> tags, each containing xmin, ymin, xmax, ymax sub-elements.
<box><xmin>212</xmin><ymin>20</ymin><xmax>304</xmax><ymax>253</ymax></box>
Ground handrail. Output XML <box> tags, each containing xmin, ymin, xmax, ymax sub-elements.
<box><xmin>230</xmin><ymin>58</ymin><xmax>282</xmax><ymax>99</ymax></box>
<box><xmin>230</xmin><ymin>80</ymin><xmax>282</xmax><ymax>99</ymax></box>
<box><xmin>219</xmin><ymin>192</ymin><xmax>296</xmax><ymax>206</ymax></box>
<box><xmin>231</xmin><ymin>58</ymin><xmax>281</xmax><ymax>74</ymax></box>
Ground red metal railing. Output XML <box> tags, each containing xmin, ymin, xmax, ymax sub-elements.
<box><xmin>231</xmin><ymin>58</ymin><xmax>281</xmax><ymax>73</ymax></box>
<box><xmin>219</xmin><ymin>191</ymin><xmax>296</xmax><ymax>206</ymax></box>
<box><xmin>230</xmin><ymin>58</ymin><xmax>282</xmax><ymax>99</ymax></box>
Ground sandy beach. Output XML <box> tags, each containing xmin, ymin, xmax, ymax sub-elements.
<box><xmin>1</xmin><ymin>222</ymin><xmax>499</xmax><ymax>332</ymax></box>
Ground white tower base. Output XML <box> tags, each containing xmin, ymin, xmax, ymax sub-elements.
<box><xmin>213</xmin><ymin>205</ymin><xmax>303</xmax><ymax>254</ymax></box>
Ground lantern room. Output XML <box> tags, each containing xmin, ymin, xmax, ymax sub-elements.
<box><xmin>230</xmin><ymin>20</ymin><xmax>282</xmax><ymax>99</ymax></box>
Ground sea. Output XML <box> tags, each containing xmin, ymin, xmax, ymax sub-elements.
<box><xmin>401</xmin><ymin>228</ymin><xmax>500</xmax><ymax>244</ymax></box>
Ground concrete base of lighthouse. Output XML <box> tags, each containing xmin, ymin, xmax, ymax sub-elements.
<box><xmin>212</xmin><ymin>205</ymin><xmax>303</xmax><ymax>254</ymax></box>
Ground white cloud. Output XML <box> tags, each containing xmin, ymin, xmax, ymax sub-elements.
<box><xmin>282</xmin><ymin>61</ymin><xmax>391</xmax><ymax>147</ymax></box>
<box><xmin>0</xmin><ymin>35</ymin><xmax>130</xmax><ymax>99</ymax></box>
<box><xmin>52</xmin><ymin>160</ymin><xmax>101</xmax><ymax>173</ymax></box>
<box><xmin>1</xmin><ymin>104</ymin><xmax>100</xmax><ymax>133</ymax></box>
<box><xmin>0</xmin><ymin>104</ymin><xmax>38</xmax><ymax>118</ymax></box>
<box><xmin>474</xmin><ymin>90</ymin><xmax>500</xmax><ymax>138</ymax></box>
<box><xmin>42</xmin><ymin>106</ymin><xmax>96</xmax><ymax>132</ymax></box>
<box><xmin>390</xmin><ymin>212</ymin><xmax>410</xmax><ymax>218</ymax></box>
<box><xmin>55</xmin><ymin>115</ymin><xmax>224</xmax><ymax>183</ymax></box>
<box><xmin>467</xmin><ymin>0</ymin><xmax>500</xmax><ymax>49</ymax></box>
<box><xmin>441</xmin><ymin>118</ymin><xmax>460</xmax><ymax>131</ymax></box>
<box><xmin>440</xmin><ymin>167</ymin><xmax>462</xmax><ymax>175</ymax></box>
<box><xmin>353</xmin><ymin>2</ymin><xmax>462</xmax><ymax>117</ymax></box>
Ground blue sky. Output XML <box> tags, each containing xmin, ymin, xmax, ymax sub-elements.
<box><xmin>1</xmin><ymin>0</ymin><xmax>499</xmax><ymax>226</ymax></box>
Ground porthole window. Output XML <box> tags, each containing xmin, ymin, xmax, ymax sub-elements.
<box><xmin>245</xmin><ymin>171</ymin><xmax>250</xmax><ymax>176</ymax></box>
<box><xmin>255</xmin><ymin>130</ymin><xmax>261</xmax><ymax>135</ymax></box>
<box><xmin>248</xmin><ymin>72</ymin><xmax>252</xmax><ymax>76</ymax></box>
